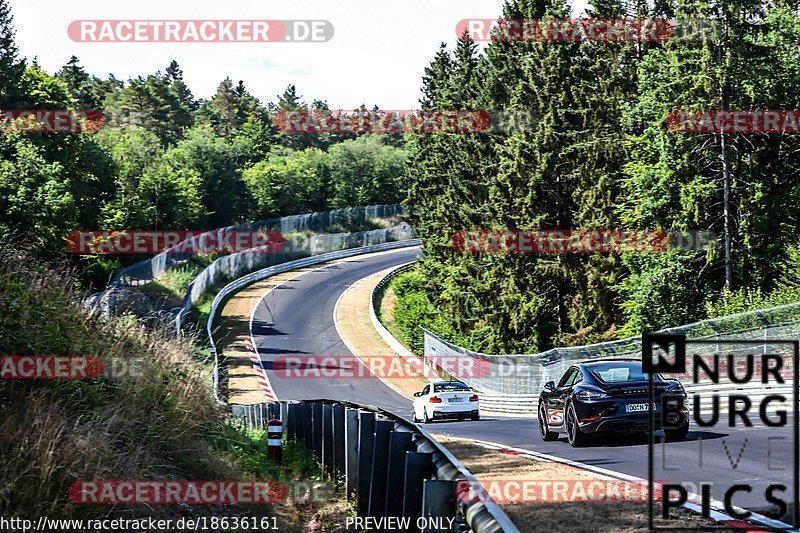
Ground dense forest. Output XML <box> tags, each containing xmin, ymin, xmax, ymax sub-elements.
<box><xmin>400</xmin><ymin>0</ymin><xmax>800</xmax><ymax>354</ymax></box>
<box><xmin>5</xmin><ymin>0</ymin><xmax>800</xmax><ymax>355</ymax></box>
<box><xmin>0</xmin><ymin>0</ymin><xmax>407</xmax><ymax>286</ymax></box>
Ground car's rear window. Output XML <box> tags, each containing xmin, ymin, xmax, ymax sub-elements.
<box><xmin>589</xmin><ymin>363</ymin><xmax>649</xmax><ymax>383</ymax></box>
<box><xmin>434</xmin><ymin>382</ymin><xmax>470</xmax><ymax>392</ymax></box>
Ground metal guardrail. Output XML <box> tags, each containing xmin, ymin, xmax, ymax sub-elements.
<box><xmin>459</xmin><ymin>384</ymin><xmax>794</xmax><ymax>417</ymax></box>
<box><xmin>231</xmin><ymin>399</ymin><xmax>519</xmax><ymax>533</ymax></box>
<box><xmin>112</xmin><ymin>204</ymin><xmax>405</xmax><ymax>287</ymax></box>
<box><xmin>367</xmin><ymin>262</ymin><xmax>443</xmax><ymax>382</ymax></box>
<box><xmin>425</xmin><ymin>299</ymin><xmax>800</xmax><ymax>395</ymax></box>
<box><xmin>478</xmin><ymin>394</ymin><xmax>539</xmax><ymax>416</ymax></box>
<box><xmin>175</xmin><ymin>224</ymin><xmax>417</xmax><ymax>335</ymax></box>
<box><xmin>87</xmin><ymin>205</ymin><xmax>406</xmax><ymax>322</ymax></box>
<box><xmin>205</xmin><ymin>239</ymin><xmax>423</xmax><ymax>402</ymax></box>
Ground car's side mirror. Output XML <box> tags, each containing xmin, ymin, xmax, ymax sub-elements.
<box><xmin>413</xmin><ymin>392</ymin><xmax>422</xmax><ymax>397</ymax></box>
<box><xmin>543</xmin><ymin>381</ymin><xmax>556</xmax><ymax>392</ymax></box>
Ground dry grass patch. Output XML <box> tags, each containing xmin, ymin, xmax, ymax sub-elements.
<box><xmin>377</xmin><ymin>283</ymin><xmax>403</xmax><ymax>342</ymax></box>
<box><xmin>437</xmin><ymin>437</ymin><xmax>725</xmax><ymax>533</ymax></box>
<box><xmin>335</xmin><ymin>267</ymin><xmax>429</xmax><ymax>398</ymax></box>
<box><xmin>0</xmin><ymin>245</ymin><xmax>318</xmax><ymax>530</ymax></box>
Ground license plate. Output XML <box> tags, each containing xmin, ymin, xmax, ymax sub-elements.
<box><xmin>626</xmin><ymin>403</ymin><xmax>657</xmax><ymax>412</ymax></box>
<box><xmin>449</xmin><ymin>398</ymin><xmax>463</xmax><ymax>403</ymax></box>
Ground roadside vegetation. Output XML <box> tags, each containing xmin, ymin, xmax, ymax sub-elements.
<box><xmin>0</xmin><ymin>244</ymin><xmax>345</xmax><ymax>529</ymax></box>
<box><xmin>0</xmin><ymin>0</ymin><xmax>407</xmax><ymax>292</ymax></box>
<box><xmin>405</xmin><ymin>1</ymin><xmax>800</xmax><ymax>353</ymax></box>
<box><xmin>383</xmin><ymin>270</ymin><xmax>485</xmax><ymax>355</ymax></box>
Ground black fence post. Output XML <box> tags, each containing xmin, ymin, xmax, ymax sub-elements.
<box><xmin>357</xmin><ymin>411</ymin><xmax>376</xmax><ymax>516</ymax></box>
<box><xmin>280</xmin><ymin>403</ymin><xmax>288</xmax><ymax>428</ymax></box>
<box><xmin>287</xmin><ymin>403</ymin><xmax>298</xmax><ymax>442</ymax></box>
<box><xmin>312</xmin><ymin>402</ymin><xmax>323</xmax><ymax>461</ymax></box>
<box><xmin>295</xmin><ymin>403</ymin><xmax>305</xmax><ymax>444</ymax></box>
<box><xmin>322</xmin><ymin>403</ymin><xmax>334</xmax><ymax>479</ymax></box>
<box><xmin>368</xmin><ymin>420</ymin><xmax>394</xmax><ymax>519</ymax></box>
<box><xmin>421</xmin><ymin>480</ymin><xmax>457</xmax><ymax>533</ymax></box>
<box><xmin>333</xmin><ymin>404</ymin><xmax>346</xmax><ymax>481</ymax></box>
<box><xmin>302</xmin><ymin>403</ymin><xmax>312</xmax><ymax>450</ymax></box>
<box><xmin>385</xmin><ymin>431</ymin><xmax>414</xmax><ymax>519</ymax></box>
<box><xmin>345</xmin><ymin>408</ymin><xmax>360</xmax><ymax>499</ymax></box>
<box><xmin>403</xmin><ymin>452</ymin><xmax>433</xmax><ymax>532</ymax></box>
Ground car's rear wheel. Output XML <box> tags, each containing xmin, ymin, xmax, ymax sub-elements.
<box><xmin>412</xmin><ymin>408</ymin><xmax>419</xmax><ymax>423</ymax></box>
<box><xmin>471</xmin><ymin>412</ymin><xmax>480</xmax><ymax>421</ymax></box>
<box><xmin>664</xmin><ymin>420</ymin><xmax>689</xmax><ymax>441</ymax></box>
<box><xmin>423</xmin><ymin>408</ymin><xmax>431</xmax><ymax>424</ymax></box>
<box><xmin>566</xmin><ymin>404</ymin><xmax>588</xmax><ymax>447</ymax></box>
<box><xmin>538</xmin><ymin>404</ymin><xmax>558</xmax><ymax>441</ymax></box>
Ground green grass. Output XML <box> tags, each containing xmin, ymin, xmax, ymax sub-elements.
<box><xmin>211</xmin><ymin>425</ymin><xmax>320</xmax><ymax>482</ymax></box>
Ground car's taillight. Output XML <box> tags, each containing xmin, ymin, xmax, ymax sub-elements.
<box><xmin>429</xmin><ymin>396</ymin><xmax>442</xmax><ymax>403</ymax></box>
<box><xmin>575</xmin><ymin>389</ymin><xmax>608</xmax><ymax>400</ymax></box>
<box><xmin>469</xmin><ymin>395</ymin><xmax>479</xmax><ymax>402</ymax></box>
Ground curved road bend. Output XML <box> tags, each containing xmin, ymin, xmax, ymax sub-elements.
<box><xmin>251</xmin><ymin>247</ymin><xmax>794</xmax><ymax>526</ymax></box>
<box><xmin>251</xmin><ymin>247</ymin><xmax>421</xmax><ymax>415</ymax></box>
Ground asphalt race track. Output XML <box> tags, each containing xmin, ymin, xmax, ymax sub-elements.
<box><xmin>430</xmin><ymin>416</ymin><xmax>796</xmax><ymax>526</ymax></box>
<box><xmin>250</xmin><ymin>247</ymin><xmax>796</xmax><ymax>528</ymax></box>
<box><xmin>251</xmin><ymin>247</ymin><xmax>421</xmax><ymax>415</ymax></box>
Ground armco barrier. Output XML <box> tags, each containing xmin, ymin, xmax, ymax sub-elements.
<box><xmin>231</xmin><ymin>399</ymin><xmax>519</xmax><ymax>533</ymax></box>
<box><xmin>206</xmin><ymin>239</ymin><xmax>422</xmax><ymax>402</ymax></box>
<box><xmin>324</xmin><ymin>248</ymin><xmax>800</xmax><ymax>417</ymax></box>
<box><xmin>87</xmin><ymin>205</ymin><xmax>405</xmax><ymax>320</ymax></box>
<box><xmin>175</xmin><ymin>224</ymin><xmax>417</xmax><ymax>334</ymax></box>
<box><xmin>113</xmin><ymin>204</ymin><xmax>404</xmax><ymax>287</ymax></box>
<box><xmin>368</xmin><ymin>261</ymin><xmax>440</xmax><ymax>380</ymax></box>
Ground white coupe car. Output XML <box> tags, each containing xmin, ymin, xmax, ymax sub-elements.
<box><xmin>412</xmin><ymin>380</ymin><xmax>480</xmax><ymax>423</ymax></box>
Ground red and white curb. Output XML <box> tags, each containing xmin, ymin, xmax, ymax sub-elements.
<box><xmin>243</xmin><ymin>336</ymin><xmax>276</xmax><ymax>402</ymax></box>
<box><xmin>467</xmin><ymin>439</ymin><xmax>786</xmax><ymax>532</ymax></box>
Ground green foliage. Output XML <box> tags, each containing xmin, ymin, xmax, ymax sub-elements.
<box><xmin>390</xmin><ymin>270</ymin><xmax>478</xmax><ymax>355</ymax></box>
<box><xmin>391</xmin><ymin>274</ymin><xmax>437</xmax><ymax>354</ymax></box>
<box><xmin>243</xmin><ymin>147</ymin><xmax>330</xmax><ymax>218</ymax></box>
<box><xmin>327</xmin><ymin>135</ymin><xmax>408</xmax><ymax>208</ymax></box>
<box><xmin>210</xmin><ymin>425</ymin><xmax>319</xmax><ymax>482</ymax></box>
<box><xmin>104</xmin><ymin>65</ymin><xmax>196</xmax><ymax>146</ymax></box>
<box><xmin>706</xmin><ymin>245</ymin><xmax>800</xmax><ymax>318</ymax></box>
<box><xmin>616</xmin><ymin>252</ymin><xmax>703</xmax><ymax>337</ymax></box>
<box><xmin>0</xmin><ymin>244</ymin><xmax>231</xmax><ymax>516</ymax></box>
<box><xmin>407</xmin><ymin>0</ymin><xmax>800</xmax><ymax>352</ymax></box>
<box><xmin>0</xmin><ymin>0</ymin><xmax>408</xmax><ymax>287</ymax></box>
<box><xmin>0</xmin><ymin>136</ymin><xmax>75</xmax><ymax>248</ymax></box>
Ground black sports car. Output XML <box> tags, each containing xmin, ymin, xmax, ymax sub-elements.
<box><xmin>538</xmin><ymin>359</ymin><xmax>690</xmax><ymax>447</ymax></box>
